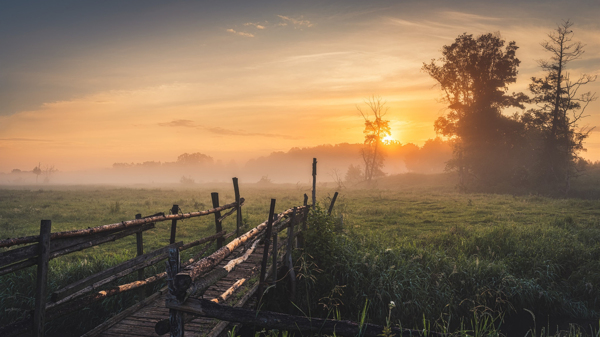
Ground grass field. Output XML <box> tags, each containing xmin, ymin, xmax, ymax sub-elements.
<box><xmin>1</xmin><ymin>174</ymin><xmax>600</xmax><ymax>336</ymax></box>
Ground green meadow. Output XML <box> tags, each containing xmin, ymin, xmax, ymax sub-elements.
<box><xmin>1</xmin><ymin>174</ymin><xmax>600</xmax><ymax>336</ymax></box>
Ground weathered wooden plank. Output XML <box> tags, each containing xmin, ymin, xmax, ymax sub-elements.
<box><xmin>79</xmin><ymin>286</ymin><xmax>168</xmax><ymax>337</ymax></box>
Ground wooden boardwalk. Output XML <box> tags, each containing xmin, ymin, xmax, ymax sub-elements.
<box><xmin>90</xmin><ymin>242</ymin><xmax>267</xmax><ymax>337</ymax></box>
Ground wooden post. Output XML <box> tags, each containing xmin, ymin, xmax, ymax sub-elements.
<box><xmin>271</xmin><ymin>229</ymin><xmax>278</xmax><ymax>287</ymax></box>
<box><xmin>232</xmin><ymin>177</ymin><xmax>242</xmax><ymax>237</ymax></box>
<box><xmin>297</xmin><ymin>195</ymin><xmax>308</xmax><ymax>249</ymax></box>
<box><xmin>287</xmin><ymin>208</ymin><xmax>297</xmax><ymax>301</ymax></box>
<box><xmin>170</xmin><ymin>205</ymin><xmax>179</xmax><ymax>244</ymax></box>
<box><xmin>328</xmin><ymin>191</ymin><xmax>339</xmax><ymax>215</ymax></box>
<box><xmin>167</xmin><ymin>247</ymin><xmax>184</xmax><ymax>337</ymax></box>
<box><xmin>211</xmin><ymin>193</ymin><xmax>224</xmax><ymax>249</ymax></box>
<box><xmin>33</xmin><ymin>220</ymin><xmax>51</xmax><ymax>337</ymax></box>
<box><xmin>135</xmin><ymin>214</ymin><xmax>144</xmax><ymax>282</ymax></box>
<box><xmin>258</xmin><ymin>199</ymin><xmax>276</xmax><ymax>302</ymax></box>
<box><xmin>312</xmin><ymin>158</ymin><xmax>317</xmax><ymax>210</ymax></box>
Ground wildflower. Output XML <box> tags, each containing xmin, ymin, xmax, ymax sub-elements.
<box><xmin>389</xmin><ymin>301</ymin><xmax>396</xmax><ymax>309</ymax></box>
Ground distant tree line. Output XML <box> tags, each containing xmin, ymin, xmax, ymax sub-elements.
<box><xmin>422</xmin><ymin>21</ymin><xmax>597</xmax><ymax>194</ymax></box>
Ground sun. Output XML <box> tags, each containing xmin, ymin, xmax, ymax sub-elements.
<box><xmin>382</xmin><ymin>135</ymin><xmax>395</xmax><ymax>144</ymax></box>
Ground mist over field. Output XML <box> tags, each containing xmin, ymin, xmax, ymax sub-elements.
<box><xmin>0</xmin><ymin>139</ymin><xmax>452</xmax><ymax>185</ymax></box>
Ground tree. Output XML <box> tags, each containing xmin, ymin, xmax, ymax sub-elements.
<box><xmin>32</xmin><ymin>163</ymin><xmax>42</xmax><ymax>183</ymax></box>
<box><xmin>422</xmin><ymin>33</ymin><xmax>528</xmax><ymax>189</ymax></box>
<box><xmin>176</xmin><ymin>152</ymin><xmax>214</xmax><ymax>166</ymax></box>
<box><xmin>524</xmin><ymin>20</ymin><xmax>597</xmax><ymax>192</ymax></box>
<box><xmin>357</xmin><ymin>96</ymin><xmax>391</xmax><ymax>181</ymax></box>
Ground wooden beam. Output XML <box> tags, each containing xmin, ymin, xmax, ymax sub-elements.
<box><xmin>170</xmin><ymin>205</ymin><xmax>179</xmax><ymax>244</ymax></box>
<box><xmin>211</xmin><ymin>193</ymin><xmax>224</xmax><ymax>249</ymax></box>
<box><xmin>328</xmin><ymin>191</ymin><xmax>339</xmax><ymax>215</ymax></box>
<box><xmin>33</xmin><ymin>220</ymin><xmax>51</xmax><ymax>337</ymax></box>
<box><xmin>232</xmin><ymin>177</ymin><xmax>242</xmax><ymax>237</ymax></box>
<box><xmin>312</xmin><ymin>158</ymin><xmax>317</xmax><ymax>209</ymax></box>
<box><xmin>167</xmin><ymin>298</ymin><xmax>447</xmax><ymax>337</ymax></box>
<box><xmin>0</xmin><ymin>200</ymin><xmax>240</xmax><ymax>248</ymax></box>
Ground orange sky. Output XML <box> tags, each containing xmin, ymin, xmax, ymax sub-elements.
<box><xmin>1</xmin><ymin>1</ymin><xmax>599</xmax><ymax>173</ymax></box>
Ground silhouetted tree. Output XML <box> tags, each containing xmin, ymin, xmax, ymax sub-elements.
<box><xmin>357</xmin><ymin>96</ymin><xmax>391</xmax><ymax>181</ymax></box>
<box><xmin>423</xmin><ymin>33</ymin><xmax>528</xmax><ymax>189</ymax></box>
<box><xmin>524</xmin><ymin>20</ymin><xmax>597</xmax><ymax>193</ymax></box>
<box><xmin>32</xmin><ymin>163</ymin><xmax>42</xmax><ymax>183</ymax></box>
<box><xmin>176</xmin><ymin>152</ymin><xmax>214</xmax><ymax>165</ymax></box>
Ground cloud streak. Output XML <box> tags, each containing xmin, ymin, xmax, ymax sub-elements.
<box><xmin>158</xmin><ymin>120</ymin><xmax>300</xmax><ymax>139</ymax></box>
<box><xmin>277</xmin><ymin>15</ymin><xmax>313</xmax><ymax>28</ymax></box>
<box><xmin>226</xmin><ymin>28</ymin><xmax>254</xmax><ymax>37</ymax></box>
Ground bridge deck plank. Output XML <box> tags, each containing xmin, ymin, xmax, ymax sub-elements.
<box><xmin>95</xmin><ymin>243</ymin><xmax>267</xmax><ymax>337</ymax></box>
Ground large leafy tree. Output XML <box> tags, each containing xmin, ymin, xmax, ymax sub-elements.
<box><xmin>423</xmin><ymin>33</ymin><xmax>528</xmax><ymax>189</ymax></box>
<box><xmin>524</xmin><ymin>20</ymin><xmax>597</xmax><ymax>192</ymax></box>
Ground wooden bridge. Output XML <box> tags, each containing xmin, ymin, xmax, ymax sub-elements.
<box><xmin>0</xmin><ymin>174</ymin><xmax>316</xmax><ymax>337</ymax></box>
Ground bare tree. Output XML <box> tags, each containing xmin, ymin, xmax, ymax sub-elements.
<box><xmin>526</xmin><ymin>20</ymin><xmax>597</xmax><ymax>192</ymax></box>
<box><xmin>357</xmin><ymin>96</ymin><xmax>391</xmax><ymax>181</ymax></box>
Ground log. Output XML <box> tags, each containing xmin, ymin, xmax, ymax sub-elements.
<box><xmin>0</xmin><ymin>200</ymin><xmax>241</xmax><ymax>248</ymax></box>
<box><xmin>175</xmin><ymin>237</ymin><xmax>260</xmax><ymax>303</ymax></box>
<box><xmin>50</xmin><ymin>241</ymin><xmax>183</xmax><ymax>303</ymax></box>
<box><xmin>167</xmin><ymin>298</ymin><xmax>447</xmax><ymax>337</ymax></box>
<box><xmin>211</xmin><ymin>278</ymin><xmax>246</xmax><ymax>304</ymax></box>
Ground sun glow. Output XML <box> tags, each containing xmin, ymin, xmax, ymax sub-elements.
<box><xmin>382</xmin><ymin>135</ymin><xmax>395</xmax><ymax>144</ymax></box>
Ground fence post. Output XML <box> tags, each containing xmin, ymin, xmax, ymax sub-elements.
<box><xmin>286</xmin><ymin>207</ymin><xmax>297</xmax><ymax>301</ymax></box>
<box><xmin>232</xmin><ymin>177</ymin><xmax>242</xmax><ymax>237</ymax></box>
<box><xmin>211</xmin><ymin>193</ymin><xmax>223</xmax><ymax>248</ymax></box>
<box><xmin>170</xmin><ymin>205</ymin><xmax>179</xmax><ymax>244</ymax></box>
<box><xmin>33</xmin><ymin>220</ymin><xmax>51</xmax><ymax>337</ymax></box>
<box><xmin>258</xmin><ymin>199</ymin><xmax>276</xmax><ymax>304</ymax></box>
<box><xmin>328</xmin><ymin>191</ymin><xmax>339</xmax><ymax>215</ymax></box>
<box><xmin>167</xmin><ymin>247</ymin><xmax>184</xmax><ymax>337</ymax></box>
<box><xmin>297</xmin><ymin>194</ymin><xmax>308</xmax><ymax>249</ymax></box>
<box><xmin>271</xmin><ymin>227</ymin><xmax>278</xmax><ymax>287</ymax></box>
<box><xmin>135</xmin><ymin>214</ymin><xmax>144</xmax><ymax>282</ymax></box>
<box><xmin>312</xmin><ymin>158</ymin><xmax>317</xmax><ymax>210</ymax></box>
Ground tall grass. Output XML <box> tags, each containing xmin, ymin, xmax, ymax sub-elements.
<box><xmin>271</xmin><ymin>205</ymin><xmax>600</xmax><ymax>336</ymax></box>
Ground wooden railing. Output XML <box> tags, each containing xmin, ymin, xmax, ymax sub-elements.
<box><xmin>0</xmin><ymin>177</ymin><xmax>246</xmax><ymax>337</ymax></box>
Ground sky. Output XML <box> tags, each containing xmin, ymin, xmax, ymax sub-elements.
<box><xmin>1</xmin><ymin>0</ymin><xmax>599</xmax><ymax>173</ymax></box>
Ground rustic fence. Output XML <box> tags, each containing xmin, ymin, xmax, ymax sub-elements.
<box><xmin>0</xmin><ymin>177</ymin><xmax>249</xmax><ymax>337</ymax></box>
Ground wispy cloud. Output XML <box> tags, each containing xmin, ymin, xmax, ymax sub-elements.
<box><xmin>157</xmin><ymin>119</ymin><xmax>195</xmax><ymax>127</ymax></box>
<box><xmin>244</xmin><ymin>22</ymin><xmax>266</xmax><ymax>30</ymax></box>
<box><xmin>158</xmin><ymin>120</ymin><xmax>300</xmax><ymax>139</ymax></box>
<box><xmin>277</xmin><ymin>15</ymin><xmax>313</xmax><ymax>28</ymax></box>
<box><xmin>0</xmin><ymin>138</ymin><xmax>53</xmax><ymax>142</ymax></box>
<box><xmin>226</xmin><ymin>28</ymin><xmax>254</xmax><ymax>38</ymax></box>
